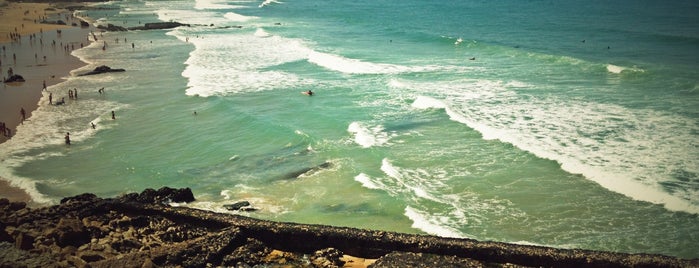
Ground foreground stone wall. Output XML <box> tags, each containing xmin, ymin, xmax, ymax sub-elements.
<box><xmin>0</xmin><ymin>187</ymin><xmax>696</xmax><ymax>267</ymax></box>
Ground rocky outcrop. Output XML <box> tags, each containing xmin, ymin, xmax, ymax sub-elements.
<box><xmin>77</xmin><ymin>65</ymin><xmax>125</xmax><ymax>76</ymax></box>
<box><xmin>96</xmin><ymin>23</ymin><xmax>127</xmax><ymax>32</ymax></box>
<box><xmin>128</xmin><ymin>22</ymin><xmax>190</xmax><ymax>31</ymax></box>
<box><xmin>0</xmin><ymin>187</ymin><xmax>696</xmax><ymax>267</ymax></box>
<box><xmin>3</xmin><ymin>74</ymin><xmax>25</xmax><ymax>83</ymax></box>
<box><xmin>96</xmin><ymin>22</ymin><xmax>189</xmax><ymax>32</ymax></box>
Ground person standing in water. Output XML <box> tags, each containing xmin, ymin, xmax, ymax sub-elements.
<box><xmin>65</xmin><ymin>132</ymin><xmax>71</xmax><ymax>145</ymax></box>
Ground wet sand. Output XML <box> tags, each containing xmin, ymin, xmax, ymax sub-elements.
<box><xmin>0</xmin><ymin>0</ymin><xmax>93</xmax><ymax>203</ymax></box>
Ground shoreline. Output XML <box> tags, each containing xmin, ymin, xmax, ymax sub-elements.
<box><xmin>0</xmin><ymin>0</ymin><xmax>94</xmax><ymax>204</ymax></box>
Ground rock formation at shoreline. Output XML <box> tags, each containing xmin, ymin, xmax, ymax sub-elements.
<box><xmin>77</xmin><ymin>65</ymin><xmax>125</xmax><ymax>76</ymax></box>
<box><xmin>128</xmin><ymin>22</ymin><xmax>190</xmax><ymax>31</ymax></box>
<box><xmin>1</xmin><ymin>187</ymin><xmax>696</xmax><ymax>267</ymax></box>
<box><xmin>97</xmin><ymin>22</ymin><xmax>190</xmax><ymax>32</ymax></box>
<box><xmin>3</xmin><ymin>74</ymin><xmax>25</xmax><ymax>83</ymax></box>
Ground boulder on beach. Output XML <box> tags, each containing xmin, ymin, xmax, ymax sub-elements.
<box><xmin>78</xmin><ymin>65</ymin><xmax>125</xmax><ymax>76</ymax></box>
<box><xmin>3</xmin><ymin>74</ymin><xmax>25</xmax><ymax>83</ymax></box>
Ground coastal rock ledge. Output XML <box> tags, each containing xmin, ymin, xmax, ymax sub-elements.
<box><xmin>77</xmin><ymin>65</ymin><xmax>125</xmax><ymax>76</ymax></box>
<box><xmin>0</xmin><ymin>187</ymin><xmax>696</xmax><ymax>268</ymax></box>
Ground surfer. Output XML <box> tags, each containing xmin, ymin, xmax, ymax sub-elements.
<box><xmin>305</xmin><ymin>90</ymin><xmax>313</xmax><ymax>96</ymax></box>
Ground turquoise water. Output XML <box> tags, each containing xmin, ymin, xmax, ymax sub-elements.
<box><xmin>1</xmin><ymin>0</ymin><xmax>698</xmax><ymax>258</ymax></box>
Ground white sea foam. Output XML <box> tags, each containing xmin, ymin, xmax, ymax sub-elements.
<box><xmin>195</xmin><ymin>0</ymin><xmax>235</xmax><ymax>10</ymax></box>
<box><xmin>0</xmin><ymin>166</ymin><xmax>54</xmax><ymax>204</ymax></box>
<box><xmin>404</xmin><ymin>206</ymin><xmax>465</xmax><ymax>238</ymax></box>
<box><xmin>258</xmin><ymin>0</ymin><xmax>282</xmax><ymax>8</ymax></box>
<box><xmin>606</xmin><ymin>64</ymin><xmax>644</xmax><ymax>74</ymax></box>
<box><xmin>308</xmin><ymin>51</ymin><xmax>418</xmax><ymax>74</ymax></box>
<box><xmin>156</xmin><ymin>9</ymin><xmax>228</xmax><ymax>25</ymax></box>
<box><xmin>180</xmin><ymin>30</ymin><xmax>314</xmax><ymax>96</ymax></box>
<box><xmin>0</xmin><ymin>97</ymin><xmax>126</xmax><ymax>204</ymax></box>
<box><xmin>409</xmin><ymin>82</ymin><xmax>699</xmax><ymax>214</ymax></box>
<box><xmin>254</xmin><ymin>28</ymin><xmax>272</xmax><ymax>37</ymax></box>
<box><xmin>354</xmin><ymin>173</ymin><xmax>382</xmax><ymax>190</ymax></box>
<box><xmin>347</xmin><ymin>122</ymin><xmax>391</xmax><ymax>148</ymax></box>
<box><xmin>224</xmin><ymin>12</ymin><xmax>258</xmax><ymax>22</ymax></box>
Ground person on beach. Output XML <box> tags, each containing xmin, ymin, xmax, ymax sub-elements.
<box><xmin>20</xmin><ymin>108</ymin><xmax>26</xmax><ymax>123</ymax></box>
<box><xmin>49</xmin><ymin>93</ymin><xmax>53</xmax><ymax>104</ymax></box>
<box><xmin>111</xmin><ymin>111</ymin><xmax>116</xmax><ymax>120</ymax></box>
<box><xmin>43</xmin><ymin>80</ymin><xmax>46</xmax><ymax>90</ymax></box>
<box><xmin>74</xmin><ymin>88</ymin><xmax>78</xmax><ymax>99</ymax></box>
<box><xmin>65</xmin><ymin>132</ymin><xmax>70</xmax><ymax>145</ymax></box>
<box><xmin>91</xmin><ymin>122</ymin><xmax>96</xmax><ymax>129</ymax></box>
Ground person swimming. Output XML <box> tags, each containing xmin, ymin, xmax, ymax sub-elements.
<box><xmin>306</xmin><ymin>90</ymin><xmax>313</xmax><ymax>96</ymax></box>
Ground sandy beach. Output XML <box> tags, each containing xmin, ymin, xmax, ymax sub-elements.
<box><xmin>0</xmin><ymin>0</ymin><xmax>93</xmax><ymax>204</ymax></box>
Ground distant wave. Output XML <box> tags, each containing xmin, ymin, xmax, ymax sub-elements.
<box><xmin>308</xmin><ymin>51</ymin><xmax>410</xmax><ymax>74</ymax></box>
<box><xmin>194</xmin><ymin>0</ymin><xmax>234</xmax><ymax>10</ymax></box>
<box><xmin>224</xmin><ymin>12</ymin><xmax>258</xmax><ymax>22</ymax></box>
<box><xmin>606</xmin><ymin>64</ymin><xmax>644</xmax><ymax>74</ymax></box>
<box><xmin>259</xmin><ymin>0</ymin><xmax>281</xmax><ymax>8</ymax></box>
<box><xmin>307</xmin><ymin>51</ymin><xmax>446</xmax><ymax>75</ymax></box>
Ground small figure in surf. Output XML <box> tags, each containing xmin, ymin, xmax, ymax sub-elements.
<box><xmin>305</xmin><ymin>90</ymin><xmax>313</xmax><ymax>96</ymax></box>
<box><xmin>65</xmin><ymin>132</ymin><xmax>71</xmax><ymax>145</ymax></box>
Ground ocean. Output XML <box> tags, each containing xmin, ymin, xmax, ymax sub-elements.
<box><xmin>1</xmin><ymin>0</ymin><xmax>698</xmax><ymax>258</ymax></box>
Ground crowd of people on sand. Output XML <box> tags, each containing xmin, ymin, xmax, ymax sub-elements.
<box><xmin>0</xmin><ymin>8</ymin><xmax>139</xmax><ymax>146</ymax></box>
<box><xmin>1</xmin><ymin>8</ymin><xmax>193</xmax><ymax>146</ymax></box>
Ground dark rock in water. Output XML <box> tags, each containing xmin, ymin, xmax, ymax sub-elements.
<box><xmin>121</xmin><ymin>187</ymin><xmax>196</xmax><ymax>204</ymax></box>
<box><xmin>129</xmin><ymin>22</ymin><xmax>190</xmax><ymax>31</ymax></box>
<box><xmin>60</xmin><ymin>193</ymin><xmax>98</xmax><ymax>204</ymax></box>
<box><xmin>282</xmin><ymin>161</ymin><xmax>333</xmax><ymax>179</ymax></box>
<box><xmin>97</xmin><ymin>23</ymin><xmax>127</xmax><ymax>32</ymax></box>
<box><xmin>223</xmin><ymin>201</ymin><xmax>251</xmax><ymax>211</ymax></box>
<box><xmin>3</xmin><ymin>74</ymin><xmax>25</xmax><ymax>83</ymax></box>
<box><xmin>79</xmin><ymin>20</ymin><xmax>90</xmax><ymax>28</ymax></box>
<box><xmin>78</xmin><ymin>65</ymin><xmax>125</xmax><ymax>76</ymax></box>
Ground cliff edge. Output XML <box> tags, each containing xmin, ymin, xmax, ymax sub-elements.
<box><xmin>1</xmin><ymin>187</ymin><xmax>696</xmax><ymax>268</ymax></box>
